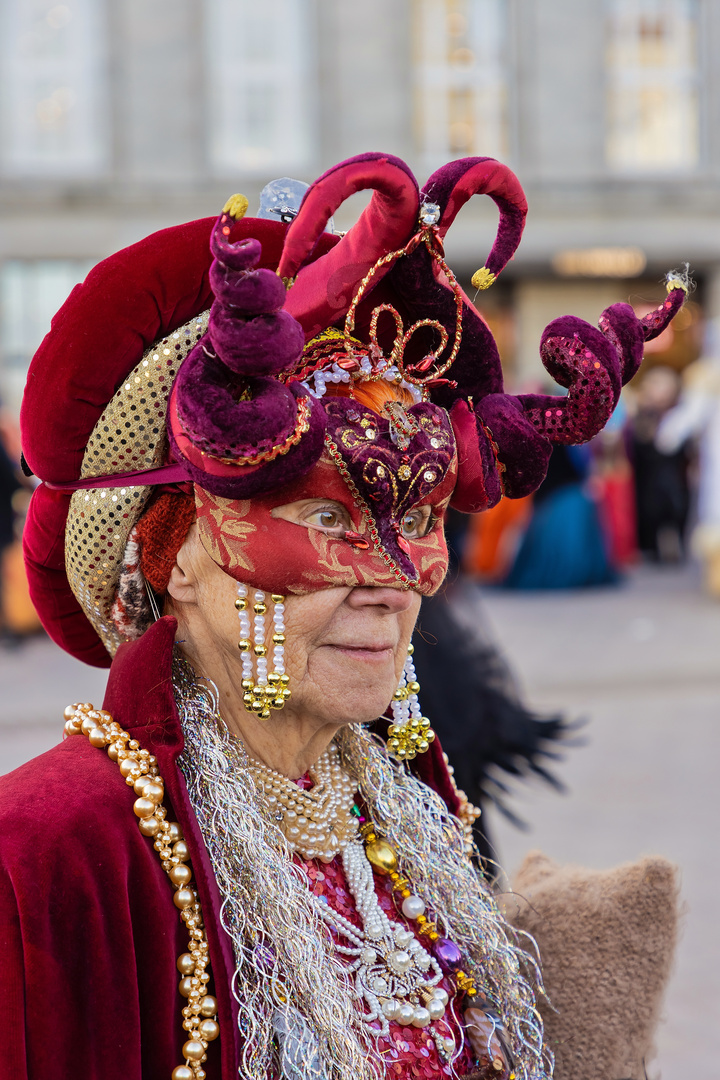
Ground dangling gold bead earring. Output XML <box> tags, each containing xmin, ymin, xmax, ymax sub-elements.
<box><xmin>236</xmin><ymin>584</ymin><xmax>291</xmax><ymax>720</ymax></box>
<box><xmin>387</xmin><ymin>643</ymin><xmax>435</xmax><ymax>760</ymax></box>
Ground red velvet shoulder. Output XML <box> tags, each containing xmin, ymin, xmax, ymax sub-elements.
<box><xmin>0</xmin><ymin>735</ymin><xmax>198</xmax><ymax>1078</ymax></box>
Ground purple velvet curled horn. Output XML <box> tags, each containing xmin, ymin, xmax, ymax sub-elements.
<box><xmin>168</xmin><ymin>213</ymin><xmax>325</xmax><ymax>498</ymax></box>
<box><xmin>279</xmin><ymin>152</ymin><xmax>420</xmax><ymax>340</ymax></box>
<box><xmin>422</xmin><ymin>156</ymin><xmax>528</xmax><ymax>279</ymax></box>
<box><xmin>450</xmin><ymin>283</ymin><xmax>689</xmax><ymax>512</ymax></box>
<box><xmin>382</xmin><ymin>157</ymin><xmax>529</xmax><ymax>411</ymax></box>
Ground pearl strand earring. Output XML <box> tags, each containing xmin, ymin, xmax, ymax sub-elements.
<box><xmin>387</xmin><ymin>643</ymin><xmax>435</xmax><ymax>760</ymax></box>
<box><xmin>236</xmin><ymin>584</ymin><xmax>291</xmax><ymax>719</ymax></box>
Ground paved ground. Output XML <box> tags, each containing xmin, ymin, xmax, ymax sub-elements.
<box><xmin>480</xmin><ymin>562</ymin><xmax>720</xmax><ymax>1078</ymax></box>
<box><xmin>1</xmin><ymin>563</ymin><xmax>717</xmax><ymax>1075</ymax></box>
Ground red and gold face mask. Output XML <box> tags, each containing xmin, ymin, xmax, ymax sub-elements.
<box><xmin>194</xmin><ymin>398</ymin><xmax>457</xmax><ymax>596</ymax></box>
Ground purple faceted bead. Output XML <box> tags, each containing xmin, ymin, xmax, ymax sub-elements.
<box><xmin>432</xmin><ymin>937</ymin><xmax>463</xmax><ymax>973</ymax></box>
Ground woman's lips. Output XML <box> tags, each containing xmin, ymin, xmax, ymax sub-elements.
<box><xmin>326</xmin><ymin>643</ymin><xmax>395</xmax><ymax>661</ymax></box>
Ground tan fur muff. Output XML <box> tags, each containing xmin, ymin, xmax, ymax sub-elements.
<box><xmin>504</xmin><ymin>852</ymin><xmax>680</xmax><ymax>1080</ymax></box>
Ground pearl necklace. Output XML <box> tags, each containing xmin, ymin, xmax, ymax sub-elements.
<box><xmin>247</xmin><ymin>744</ymin><xmax>457</xmax><ymax>1057</ymax></box>
<box><xmin>248</xmin><ymin>745</ymin><xmax>357</xmax><ymax>861</ymax></box>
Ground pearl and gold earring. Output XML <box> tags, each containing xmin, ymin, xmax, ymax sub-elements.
<box><xmin>236</xmin><ymin>584</ymin><xmax>291</xmax><ymax>719</ymax></box>
<box><xmin>387</xmin><ymin>643</ymin><xmax>435</xmax><ymax>760</ymax></box>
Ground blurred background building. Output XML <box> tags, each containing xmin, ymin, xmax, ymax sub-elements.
<box><xmin>0</xmin><ymin>0</ymin><xmax>716</xmax><ymax>415</ymax></box>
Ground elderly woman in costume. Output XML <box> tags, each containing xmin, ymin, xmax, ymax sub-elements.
<box><xmin>0</xmin><ymin>154</ymin><xmax>687</xmax><ymax>1080</ymax></box>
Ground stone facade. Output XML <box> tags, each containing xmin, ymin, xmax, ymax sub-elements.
<box><xmin>1</xmin><ymin>0</ymin><xmax>719</xmax><ymax>410</ymax></box>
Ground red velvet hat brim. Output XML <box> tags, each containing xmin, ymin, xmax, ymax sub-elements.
<box><xmin>21</xmin><ymin>216</ymin><xmax>338</xmax><ymax>666</ymax></box>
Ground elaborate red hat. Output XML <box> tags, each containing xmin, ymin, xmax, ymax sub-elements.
<box><xmin>21</xmin><ymin>152</ymin><xmax>688</xmax><ymax>666</ymax></box>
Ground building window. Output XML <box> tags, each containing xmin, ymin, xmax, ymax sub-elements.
<box><xmin>605</xmin><ymin>0</ymin><xmax>699</xmax><ymax>173</ymax></box>
<box><xmin>205</xmin><ymin>0</ymin><xmax>317</xmax><ymax>176</ymax></box>
<box><xmin>0</xmin><ymin>260</ymin><xmax>95</xmax><ymax>416</ymax></box>
<box><xmin>413</xmin><ymin>0</ymin><xmax>508</xmax><ymax>171</ymax></box>
<box><xmin>0</xmin><ymin>1</ymin><xmax>109</xmax><ymax>178</ymax></box>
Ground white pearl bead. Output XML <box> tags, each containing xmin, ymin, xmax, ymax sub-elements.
<box><xmin>427</xmin><ymin>998</ymin><xmax>445</xmax><ymax>1020</ymax></box>
<box><xmin>398</xmin><ymin>1003</ymin><xmax>415</xmax><ymax>1026</ymax></box>
<box><xmin>412</xmin><ymin>1007</ymin><xmax>431</xmax><ymax>1028</ymax></box>
<box><xmin>431</xmin><ymin>987</ymin><xmax>449</xmax><ymax>1006</ymax></box>
<box><xmin>389</xmin><ymin>949</ymin><xmax>412</xmax><ymax>973</ymax></box>
<box><xmin>382</xmin><ymin>998</ymin><xmax>400</xmax><ymax>1020</ymax></box>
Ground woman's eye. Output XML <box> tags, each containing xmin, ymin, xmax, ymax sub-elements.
<box><xmin>303</xmin><ymin>505</ymin><xmax>350</xmax><ymax>533</ymax></box>
<box><xmin>401</xmin><ymin>508</ymin><xmax>434</xmax><ymax>538</ymax></box>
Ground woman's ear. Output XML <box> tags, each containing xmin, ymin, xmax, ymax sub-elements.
<box><xmin>166</xmin><ymin>523</ymin><xmax>200</xmax><ymax>605</ymax></box>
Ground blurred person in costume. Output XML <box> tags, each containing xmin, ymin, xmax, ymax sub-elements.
<box><xmin>502</xmin><ymin>442</ymin><xmax>618</xmax><ymax>591</ymax></box>
<box><xmin>631</xmin><ymin>365</ymin><xmax>690</xmax><ymax>563</ymax></box>
<box><xmin>0</xmin><ymin>153</ymin><xmax>689</xmax><ymax>1080</ymax></box>
<box><xmin>655</xmin><ymin>344</ymin><xmax>720</xmax><ymax>591</ymax></box>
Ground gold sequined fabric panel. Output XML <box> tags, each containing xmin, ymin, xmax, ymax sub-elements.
<box><xmin>65</xmin><ymin>312</ymin><xmax>210</xmax><ymax>658</ymax></box>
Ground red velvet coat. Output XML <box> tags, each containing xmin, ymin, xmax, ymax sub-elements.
<box><xmin>0</xmin><ymin>618</ymin><xmax>461</xmax><ymax>1079</ymax></box>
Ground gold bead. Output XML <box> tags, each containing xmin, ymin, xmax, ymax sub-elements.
<box><xmin>88</xmin><ymin>727</ymin><xmax>108</xmax><ymax>748</ymax></box>
<box><xmin>272</xmin><ymin>697</ymin><xmax>285</xmax><ymax>710</ymax></box>
<box><xmin>144</xmin><ymin>781</ymin><xmax>164</xmax><ymax>804</ymax></box>
<box><xmin>178</xmin><ymin>976</ymin><xmax>194</xmax><ymax>997</ymax></box>
<box><xmin>253</xmin><ymin>602</ymin><xmax>266</xmax><ymax>614</ymax></box>
<box><xmin>253</xmin><ymin>644</ymin><xmax>267</xmax><ymax>656</ymax></box>
<box><xmin>63</xmin><ymin>704</ymin><xmax>77</xmax><ymax>721</ymax></box>
<box><xmin>272</xmin><ymin>633</ymin><xmax>285</xmax><ymax>645</ymax></box>
<box><xmin>174</xmin><ymin>840</ymin><xmax>190</xmax><ymax>861</ymax></box>
<box><xmin>408</xmin><ymin>681</ymin><xmax>420</xmax><ymax>694</ymax></box>
<box><xmin>166</xmin><ymin>822</ymin><xmax>183</xmax><ymax>843</ymax></box>
<box><xmin>198</xmin><ymin>1018</ymin><xmax>220</xmax><ymax>1042</ymax></box>
<box><xmin>199</xmin><ymin>995</ymin><xmax>217</xmax><ymax>1017</ymax></box>
<box><xmin>238</xmin><ymin>639</ymin><xmax>251</xmax><ymax>652</ymax></box>
<box><xmin>280</xmin><ymin>674</ymin><xmax>290</xmax><ymax>685</ymax></box>
<box><xmin>107</xmin><ymin>743</ymin><xmax>119</xmax><ymax>761</ymax></box>
<box><xmin>172</xmin><ymin>1067</ymin><xmax>194</xmax><ymax>1080</ymax></box>
<box><xmin>138</xmin><ymin>816</ymin><xmax>161</xmax><ymax>837</ymax></box>
<box><xmin>81</xmin><ymin>715</ymin><xmax>97</xmax><ymax>736</ymax></box>
<box><xmin>364</xmin><ymin>840</ymin><xmax>398</xmax><ymax>875</ymax></box>
<box><xmin>63</xmin><ymin>719</ymin><xmax>81</xmax><ymax>737</ymax></box>
<box><xmin>407</xmin><ymin>643</ymin><xmax>414</xmax><ymax>655</ymax></box>
<box><xmin>234</xmin><ymin>598</ymin><xmax>246</xmax><ymax>610</ymax></box>
<box><xmin>133</xmin><ymin>775</ymin><xmax>150</xmax><ymax>795</ymax></box>
<box><xmin>173</xmin><ymin>888</ymin><xmax>194</xmax><ymax>910</ymax></box>
<box><xmin>169</xmin><ymin>863</ymin><xmax>193</xmax><ymax>886</ymax></box>
<box><xmin>177</xmin><ymin>953</ymin><xmax>196</xmax><ymax>975</ymax></box>
<box><xmin>282</xmin><ymin>688</ymin><xmax>291</xmax><ymax>700</ymax></box>
<box><xmin>182</xmin><ymin>1039</ymin><xmax>206</xmax><ymax>1062</ymax></box>
<box><xmin>119</xmin><ymin>758</ymin><xmax>136</xmax><ymax>778</ymax></box>
<box><xmin>271</xmin><ymin>594</ymin><xmax>284</xmax><ymax>603</ymax></box>
<box><xmin>133</xmin><ymin>797</ymin><xmax>156</xmax><ymax>819</ymax></box>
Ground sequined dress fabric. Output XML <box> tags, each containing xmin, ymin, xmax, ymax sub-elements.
<box><xmin>299</xmin><ymin>854</ymin><xmax>475</xmax><ymax>1079</ymax></box>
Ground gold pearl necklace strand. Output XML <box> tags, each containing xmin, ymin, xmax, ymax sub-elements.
<box><xmin>247</xmin><ymin>744</ymin><xmax>457</xmax><ymax>1058</ymax></box>
<box><xmin>63</xmin><ymin>702</ymin><xmax>218</xmax><ymax>1080</ymax></box>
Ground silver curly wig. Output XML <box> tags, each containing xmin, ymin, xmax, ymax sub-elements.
<box><xmin>174</xmin><ymin>655</ymin><xmax>551</xmax><ymax>1080</ymax></box>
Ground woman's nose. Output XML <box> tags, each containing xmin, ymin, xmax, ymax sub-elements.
<box><xmin>345</xmin><ymin>586</ymin><xmax>417</xmax><ymax>613</ymax></box>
